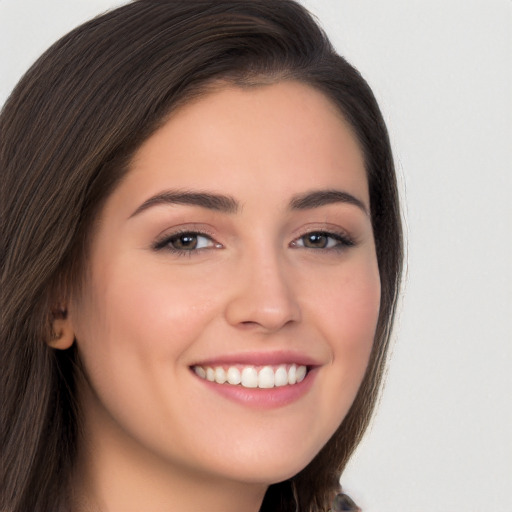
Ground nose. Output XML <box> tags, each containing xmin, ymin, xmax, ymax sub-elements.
<box><xmin>224</xmin><ymin>251</ymin><xmax>301</xmax><ymax>332</ymax></box>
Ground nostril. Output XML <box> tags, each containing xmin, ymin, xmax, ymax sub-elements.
<box><xmin>223</xmin><ymin>268</ymin><xmax>301</xmax><ymax>331</ymax></box>
<box><xmin>225</xmin><ymin>300</ymin><xmax>300</xmax><ymax>331</ymax></box>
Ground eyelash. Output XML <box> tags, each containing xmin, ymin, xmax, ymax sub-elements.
<box><xmin>152</xmin><ymin>229</ymin><xmax>220</xmax><ymax>256</ymax></box>
<box><xmin>152</xmin><ymin>229</ymin><xmax>355</xmax><ymax>256</ymax></box>
<box><xmin>290</xmin><ymin>231</ymin><xmax>355</xmax><ymax>252</ymax></box>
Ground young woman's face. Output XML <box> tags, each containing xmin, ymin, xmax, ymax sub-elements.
<box><xmin>70</xmin><ymin>81</ymin><xmax>380</xmax><ymax>486</ymax></box>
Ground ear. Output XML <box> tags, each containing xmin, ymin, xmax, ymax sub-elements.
<box><xmin>48</xmin><ymin>306</ymin><xmax>75</xmax><ymax>350</ymax></box>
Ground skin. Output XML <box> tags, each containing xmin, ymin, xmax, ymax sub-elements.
<box><xmin>56</xmin><ymin>81</ymin><xmax>381</xmax><ymax>512</ymax></box>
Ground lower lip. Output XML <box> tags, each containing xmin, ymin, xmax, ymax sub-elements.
<box><xmin>192</xmin><ymin>368</ymin><xmax>318</xmax><ymax>409</ymax></box>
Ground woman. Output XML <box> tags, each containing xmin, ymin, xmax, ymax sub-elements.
<box><xmin>0</xmin><ymin>1</ymin><xmax>402</xmax><ymax>511</ymax></box>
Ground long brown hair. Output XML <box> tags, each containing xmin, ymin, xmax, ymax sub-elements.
<box><xmin>0</xmin><ymin>1</ymin><xmax>403</xmax><ymax>511</ymax></box>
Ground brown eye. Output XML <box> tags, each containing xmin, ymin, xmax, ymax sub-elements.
<box><xmin>302</xmin><ymin>233</ymin><xmax>329</xmax><ymax>249</ymax></box>
<box><xmin>291</xmin><ymin>231</ymin><xmax>355</xmax><ymax>251</ymax></box>
<box><xmin>154</xmin><ymin>232</ymin><xmax>219</xmax><ymax>253</ymax></box>
<box><xmin>170</xmin><ymin>233</ymin><xmax>199</xmax><ymax>250</ymax></box>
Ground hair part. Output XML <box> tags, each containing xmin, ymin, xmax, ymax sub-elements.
<box><xmin>1</xmin><ymin>1</ymin><xmax>403</xmax><ymax>511</ymax></box>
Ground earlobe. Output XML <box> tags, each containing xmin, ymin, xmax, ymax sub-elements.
<box><xmin>48</xmin><ymin>307</ymin><xmax>75</xmax><ymax>350</ymax></box>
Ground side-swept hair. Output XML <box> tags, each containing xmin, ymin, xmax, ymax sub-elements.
<box><xmin>0</xmin><ymin>1</ymin><xmax>402</xmax><ymax>511</ymax></box>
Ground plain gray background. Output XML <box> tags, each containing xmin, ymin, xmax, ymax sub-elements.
<box><xmin>1</xmin><ymin>1</ymin><xmax>511</xmax><ymax>510</ymax></box>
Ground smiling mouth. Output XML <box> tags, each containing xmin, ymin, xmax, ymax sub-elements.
<box><xmin>191</xmin><ymin>364</ymin><xmax>308</xmax><ymax>389</ymax></box>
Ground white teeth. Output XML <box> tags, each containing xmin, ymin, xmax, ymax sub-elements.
<box><xmin>241</xmin><ymin>367</ymin><xmax>258</xmax><ymax>388</ymax></box>
<box><xmin>296</xmin><ymin>364</ymin><xmax>307</xmax><ymax>383</ymax></box>
<box><xmin>288</xmin><ymin>364</ymin><xmax>297</xmax><ymax>384</ymax></box>
<box><xmin>274</xmin><ymin>365</ymin><xmax>288</xmax><ymax>387</ymax></box>
<box><xmin>193</xmin><ymin>364</ymin><xmax>308</xmax><ymax>389</ymax></box>
<box><xmin>226</xmin><ymin>366</ymin><xmax>241</xmax><ymax>385</ymax></box>
<box><xmin>258</xmin><ymin>366</ymin><xmax>275</xmax><ymax>389</ymax></box>
<box><xmin>194</xmin><ymin>366</ymin><xmax>206</xmax><ymax>379</ymax></box>
<box><xmin>214</xmin><ymin>367</ymin><xmax>226</xmax><ymax>384</ymax></box>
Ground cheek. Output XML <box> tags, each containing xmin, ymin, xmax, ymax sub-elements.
<box><xmin>333</xmin><ymin>265</ymin><xmax>380</xmax><ymax>369</ymax></box>
<box><xmin>69</xmin><ymin>261</ymin><xmax>228</xmax><ymax>446</ymax></box>
<box><xmin>305</xmin><ymin>256</ymin><xmax>381</xmax><ymax>418</ymax></box>
<box><xmin>309</xmin><ymin>253</ymin><xmax>380</xmax><ymax>350</ymax></box>
<box><xmin>80</xmin><ymin>259</ymin><xmax>223</xmax><ymax>353</ymax></box>
<box><xmin>71</xmin><ymin>258</ymin><xmax>235</xmax><ymax>429</ymax></box>
<box><xmin>126</xmin><ymin>265</ymin><xmax>230</xmax><ymax>354</ymax></box>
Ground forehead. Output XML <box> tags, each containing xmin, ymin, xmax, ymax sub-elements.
<box><xmin>111</xmin><ymin>80</ymin><xmax>368</xmax><ymax>216</ymax></box>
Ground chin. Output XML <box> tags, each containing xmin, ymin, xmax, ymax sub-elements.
<box><xmin>203</xmin><ymin>440</ymin><xmax>324</xmax><ymax>486</ymax></box>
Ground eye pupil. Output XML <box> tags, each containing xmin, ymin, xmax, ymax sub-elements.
<box><xmin>304</xmin><ymin>233</ymin><xmax>328</xmax><ymax>248</ymax></box>
<box><xmin>172</xmin><ymin>234</ymin><xmax>197</xmax><ymax>250</ymax></box>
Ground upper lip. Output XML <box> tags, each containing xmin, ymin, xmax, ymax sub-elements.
<box><xmin>190</xmin><ymin>350</ymin><xmax>322</xmax><ymax>368</ymax></box>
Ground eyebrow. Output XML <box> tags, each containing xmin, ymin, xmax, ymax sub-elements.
<box><xmin>289</xmin><ymin>189</ymin><xmax>368</xmax><ymax>215</ymax></box>
<box><xmin>129</xmin><ymin>188</ymin><xmax>368</xmax><ymax>218</ymax></box>
<box><xmin>129</xmin><ymin>190</ymin><xmax>240</xmax><ymax>217</ymax></box>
